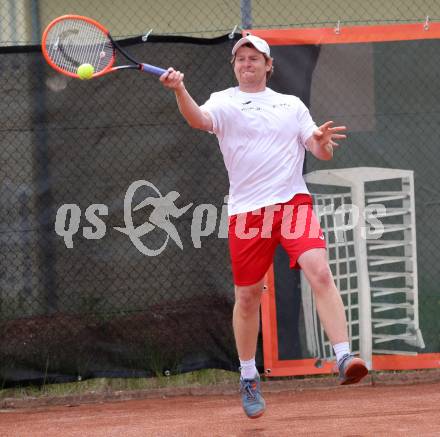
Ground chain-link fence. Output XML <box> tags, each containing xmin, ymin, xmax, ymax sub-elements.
<box><xmin>1</xmin><ymin>35</ymin><xmax>241</xmax><ymax>384</ymax></box>
<box><xmin>1</xmin><ymin>1</ymin><xmax>440</xmax><ymax>385</ymax></box>
<box><xmin>1</xmin><ymin>1</ymin><xmax>439</xmax><ymax>45</ymax></box>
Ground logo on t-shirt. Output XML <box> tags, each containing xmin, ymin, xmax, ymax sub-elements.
<box><xmin>241</xmin><ymin>101</ymin><xmax>263</xmax><ymax>112</ymax></box>
<box><xmin>240</xmin><ymin>101</ymin><xmax>293</xmax><ymax>112</ymax></box>
<box><xmin>272</xmin><ymin>102</ymin><xmax>293</xmax><ymax>109</ymax></box>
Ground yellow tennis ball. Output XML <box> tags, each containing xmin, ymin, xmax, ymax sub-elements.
<box><xmin>77</xmin><ymin>63</ymin><xmax>94</xmax><ymax>80</ymax></box>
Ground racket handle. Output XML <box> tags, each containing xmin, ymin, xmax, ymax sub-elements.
<box><xmin>141</xmin><ymin>63</ymin><xmax>167</xmax><ymax>76</ymax></box>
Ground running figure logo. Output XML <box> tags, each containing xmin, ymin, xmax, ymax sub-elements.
<box><xmin>114</xmin><ymin>180</ymin><xmax>193</xmax><ymax>256</ymax></box>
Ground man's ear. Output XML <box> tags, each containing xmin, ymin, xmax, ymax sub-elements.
<box><xmin>265</xmin><ymin>58</ymin><xmax>273</xmax><ymax>71</ymax></box>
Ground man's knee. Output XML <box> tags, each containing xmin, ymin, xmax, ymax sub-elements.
<box><xmin>235</xmin><ymin>281</ymin><xmax>264</xmax><ymax>314</ymax></box>
<box><xmin>309</xmin><ymin>265</ymin><xmax>335</xmax><ymax>290</ymax></box>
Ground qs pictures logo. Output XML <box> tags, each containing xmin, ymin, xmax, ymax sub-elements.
<box><xmin>54</xmin><ymin>180</ymin><xmax>385</xmax><ymax>256</ymax></box>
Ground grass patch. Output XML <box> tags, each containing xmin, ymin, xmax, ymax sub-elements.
<box><xmin>0</xmin><ymin>369</ymin><xmax>238</xmax><ymax>400</ymax></box>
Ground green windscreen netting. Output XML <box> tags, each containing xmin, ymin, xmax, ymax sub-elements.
<box><xmin>1</xmin><ymin>33</ymin><xmax>439</xmax><ymax>384</ymax></box>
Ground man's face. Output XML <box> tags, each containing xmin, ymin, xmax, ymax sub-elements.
<box><xmin>233</xmin><ymin>45</ymin><xmax>272</xmax><ymax>88</ymax></box>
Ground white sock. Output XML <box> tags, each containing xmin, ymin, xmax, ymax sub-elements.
<box><xmin>333</xmin><ymin>342</ymin><xmax>350</xmax><ymax>363</ymax></box>
<box><xmin>240</xmin><ymin>358</ymin><xmax>258</xmax><ymax>380</ymax></box>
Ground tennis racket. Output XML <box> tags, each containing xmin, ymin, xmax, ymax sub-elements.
<box><xmin>41</xmin><ymin>15</ymin><xmax>167</xmax><ymax>79</ymax></box>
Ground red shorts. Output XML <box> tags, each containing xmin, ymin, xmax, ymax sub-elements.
<box><xmin>228</xmin><ymin>194</ymin><xmax>326</xmax><ymax>286</ymax></box>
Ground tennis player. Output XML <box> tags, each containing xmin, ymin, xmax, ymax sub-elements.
<box><xmin>160</xmin><ymin>34</ymin><xmax>368</xmax><ymax>419</ymax></box>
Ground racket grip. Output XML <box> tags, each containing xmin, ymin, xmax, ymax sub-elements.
<box><xmin>141</xmin><ymin>63</ymin><xmax>167</xmax><ymax>76</ymax></box>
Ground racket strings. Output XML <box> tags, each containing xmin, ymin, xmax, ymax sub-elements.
<box><xmin>45</xmin><ymin>18</ymin><xmax>114</xmax><ymax>74</ymax></box>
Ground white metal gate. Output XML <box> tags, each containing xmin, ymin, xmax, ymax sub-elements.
<box><xmin>301</xmin><ymin>167</ymin><xmax>425</xmax><ymax>369</ymax></box>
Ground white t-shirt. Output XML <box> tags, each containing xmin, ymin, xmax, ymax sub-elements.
<box><xmin>200</xmin><ymin>87</ymin><xmax>317</xmax><ymax>215</ymax></box>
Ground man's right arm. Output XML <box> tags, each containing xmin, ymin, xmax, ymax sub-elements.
<box><xmin>160</xmin><ymin>68</ymin><xmax>213</xmax><ymax>132</ymax></box>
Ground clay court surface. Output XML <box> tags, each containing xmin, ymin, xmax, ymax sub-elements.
<box><xmin>1</xmin><ymin>379</ymin><xmax>440</xmax><ymax>436</ymax></box>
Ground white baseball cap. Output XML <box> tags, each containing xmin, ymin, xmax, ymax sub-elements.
<box><xmin>232</xmin><ymin>34</ymin><xmax>271</xmax><ymax>57</ymax></box>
